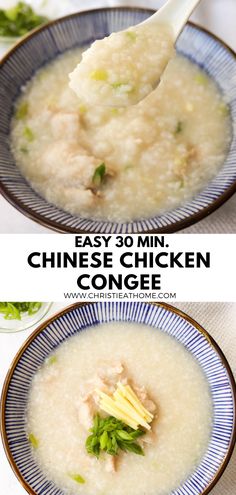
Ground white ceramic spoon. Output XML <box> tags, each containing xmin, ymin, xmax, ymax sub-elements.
<box><xmin>141</xmin><ymin>0</ymin><xmax>201</xmax><ymax>39</ymax></box>
<box><xmin>69</xmin><ymin>0</ymin><xmax>202</xmax><ymax>107</ymax></box>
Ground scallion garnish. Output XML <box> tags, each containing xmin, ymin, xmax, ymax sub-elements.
<box><xmin>0</xmin><ymin>302</ymin><xmax>42</xmax><ymax>320</ymax></box>
<box><xmin>175</xmin><ymin>121</ymin><xmax>183</xmax><ymax>135</ymax></box>
<box><xmin>29</xmin><ymin>433</ymin><xmax>39</xmax><ymax>449</ymax></box>
<box><xmin>68</xmin><ymin>473</ymin><xmax>85</xmax><ymax>484</ymax></box>
<box><xmin>90</xmin><ymin>69</ymin><xmax>108</xmax><ymax>81</ymax></box>
<box><xmin>86</xmin><ymin>414</ymin><xmax>145</xmax><ymax>458</ymax></box>
<box><xmin>92</xmin><ymin>163</ymin><xmax>106</xmax><ymax>188</ymax></box>
<box><xmin>23</xmin><ymin>126</ymin><xmax>35</xmax><ymax>142</ymax></box>
<box><xmin>16</xmin><ymin>101</ymin><xmax>29</xmax><ymax>120</ymax></box>
<box><xmin>0</xmin><ymin>2</ymin><xmax>49</xmax><ymax>37</ymax></box>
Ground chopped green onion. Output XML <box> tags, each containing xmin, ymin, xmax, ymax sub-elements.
<box><xmin>178</xmin><ymin>178</ymin><xmax>185</xmax><ymax>189</ymax></box>
<box><xmin>111</xmin><ymin>82</ymin><xmax>133</xmax><ymax>93</ymax></box>
<box><xmin>23</xmin><ymin>126</ymin><xmax>34</xmax><ymax>142</ymax></box>
<box><xmin>111</xmin><ymin>108</ymin><xmax>119</xmax><ymax>116</ymax></box>
<box><xmin>100</xmin><ymin>430</ymin><xmax>108</xmax><ymax>449</ymax></box>
<box><xmin>86</xmin><ymin>414</ymin><xmax>145</xmax><ymax>459</ymax></box>
<box><xmin>90</xmin><ymin>69</ymin><xmax>108</xmax><ymax>81</ymax></box>
<box><xmin>174</xmin><ymin>121</ymin><xmax>184</xmax><ymax>135</ymax></box>
<box><xmin>68</xmin><ymin>473</ymin><xmax>85</xmax><ymax>484</ymax></box>
<box><xmin>195</xmin><ymin>73</ymin><xmax>208</xmax><ymax>86</ymax></box>
<box><xmin>125</xmin><ymin>31</ymin><xmax>137</xmax><ymax>42</ymax></box>
<box><xmin>27</xmin><ymin>302</ymin><xmax>42</xmax><ymax>315</ymax></box>
<box><xmin>124</xmin><ymin>164</ymin><xmax>134</xmax><ymax>171</ymax></box>
<box><xmin>219</xmin><ymin>103</ymin><xmax>230</xmax><ymax>117</ymax></box>
<box><xmin>112</xmin><ymin>82</ymin><xmax>124</xmax><ymax>89</ymax></box>
<box><xmin>0</xmin><ymin>2</ymin><xmax>49</xmax><ymax>37</ymax></box>
<box><xmin>116</xmin><ymin>430</ymin><xmax>134</xmax><ymax>441</ymax></box>
<box><xmin>29</xmin><ymin>433</ymin><xmax>39</xmax><ymax>449</ymax></box>
<box><xmin>118</xmin><ymin>441</ymin><xmax>144</xmax><ymax>455</ymax></box>
<box><xmin>0</xmin><ymin>302</ymin><xmax>42</xmax><ymax>320</ymax></box>
<box><xmin>92</xmin><ymin>163</ymin><xmax>106</xmax><ymax>188</ymax></box>
<box><xmin>16</xmin><ymin>101</ymin><xmax>28</xmax><ymax>120</ymax></box>
<box><xmin>46</xmin><ymin>355</ymin><xmax>57</xmax><ymax>366</ymax></box>
<box><xmin>20</xmin><ymin>146</ymin><xmax>28</xmax><ymax>154</ymax></box>
<box><xmin>0</xmin><ymin>303</ymin><xmax>21</xmax><ymax>320</ymax></box>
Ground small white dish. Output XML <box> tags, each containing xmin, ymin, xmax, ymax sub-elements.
<box><xmin>0</xmin><ymin>302</ymin><xmax>53</xmax><ymax>333</ymax></box>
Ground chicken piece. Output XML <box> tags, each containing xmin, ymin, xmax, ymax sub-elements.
<box><xmin>50</xmin><ymin>112</ymin><xmax>80</xmax><ymax>140</ymax></box>
<box><xmin>133</xmin><ymin>385</ymin><xmax>156</xmax><ymax>414</ymax></box>
<box><xmin>143</xmin><ymin>399</ymin><xmax>156</xmax><ymax>413</ymax></box>
<box><xmin>96</xmin><ymin>362</ymin><xmax>127</xmax><ymax>395</ymax></box>
<box><xmin>186</xmin><ymin>144</ymin><xmax>199</xmax><ymax>162</ymax></box>
<box><xmin>58</xmin><ymin>87</ymin><xmax>79</xmax><ymax>110</ymax></box>
<box><xmin>105</xmin><ymin>455</ymin><xmax>117</xmax><ymax>473</ymax></box>
<box><xmin>79</xmin><ymin>377</ymin><xmax>108</xmax><ymax>408</ymax></box>
<box><xmin>141</xmin><ymin>431</ymin><xmax>155</xmax><ymax>445</ymax></box>
<box><xmin>173</xmin><ymin>144</ymin><xmax>199</xmax><ymax>180</ymax></box>
<box><xmin>77</xmin><ymin>396</ymin><xmax>96</xmax><ymax>429</ymax></box>
<box><xmin>41</xmin><ymin>142</ymin><xmax>96</xmax><ymax>186</ymax></box>
<box><xmin>98</xmin><ymin>361</ymin><xmax>124</xmax><ymax>381</ymax></box>
<box><xmin>80</xmin><ymin>377</ymin><xmax>107</xmax><ymax>401</ymax></box>
<box><xmin>34</xmin><ymin>108</ymin><xmax>54</xmax><ymax>125</ymax></box>
<box><xmin>62</xmin><ymin>187</ymin><xmax>95</xmax><ymax>211</ymax></box>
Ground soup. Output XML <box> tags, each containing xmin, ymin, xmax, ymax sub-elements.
<box><xmin>26</xmin><ymin>322</ymin><xmax>212</xmax><ymax>495</ymax></box>
<box><xmin>11</xmin><ymin>49</ymin><xmax>231</xmax><ymax>222</ymax></box>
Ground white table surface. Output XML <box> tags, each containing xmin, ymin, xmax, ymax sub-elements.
<box><xmin>0</xmin><ymin>0</ymin><xmax>236</xmax><ymax>233</ymax></box>
<box><xmin>0</xmin><ymin>301</ymin><xmax>235</xmax><ymax>495</ymax></box>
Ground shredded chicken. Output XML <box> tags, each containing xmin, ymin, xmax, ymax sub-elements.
<box><xmin>76</xmin><ymin>361</ymin><xmax>127</xmax><ymax>430</ymax></box>
<box><xmin>105</xmin><ymin>455</ymin><xmax>117</xmax><ymax>473</ymax></box>
<box><xmin>77</xmin><ymin>362</ymin><xmax>156</xmax><ymax>428</ymax></box>
<box><xmin>97</xmin><ymin>361</ymin><xmax>125</xmax><ymax>383</ymax></box>
<box><xmin>187</xmin><ymin>144</ymin><xmax>199</xmax><ymax>162</ymax></box>
<box><xmin>133</xmin><ymin>384</ymin><xmax>156</xmax><ymax>413</ymax></box>
<box><xmin>51</xmin><ymin>112</ymin><xmax>80</xmax><ymax>140</ymax></box>
<box><xmin>77</xmin><ymin>397</ymin><xmax>96</xmax><ymax>430</ymax></box>
<box><xmin>141</xmin><ymin>431</ymin><xmax>156</xmax><ymax>445</ymax></box>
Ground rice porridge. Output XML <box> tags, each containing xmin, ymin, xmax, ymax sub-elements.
<box><xmin>26</xmin><ymin>322</ymin><xmax>212</xmax><ymax>495</ymax></box>
<box><xmin>69</xmin><ymin>24</ymin><xmax>174</xmax><ymax>107</ymax></box>
<box><xmin>11</xmin><ymin>49</ymin><xmax>231</xmax><ymax>222</ymax></box>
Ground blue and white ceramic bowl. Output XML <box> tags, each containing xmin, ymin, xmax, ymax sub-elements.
<box><xmin>0</xmin><ymin>8</ymin><xmax>236</xmax><ymax>233</ymax></box>
<box><xmin>1</xmin><ymin>302</ymin><xmax>235</xmax><ymax>495</ymax></box>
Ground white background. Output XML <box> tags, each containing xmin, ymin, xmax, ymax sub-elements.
<box><xmin>0</xmin><ymin>234</ymin><xmax>235</xmax><ymax>301</ymax></box>
<box><xmin>0</xmin><ymin>0</ymin><xmax>236</xmax><ymax>233</ymax></box>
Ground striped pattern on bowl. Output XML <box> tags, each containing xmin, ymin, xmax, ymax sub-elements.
<box><xmin>0</xmin><ymin>8</ymin><xmax>236</xmax><ymax>233</ymax></box>
<box><xmin>1</xmin><ymin>302</ymin><xmax>235</xmax><ymax>495</ymax></box>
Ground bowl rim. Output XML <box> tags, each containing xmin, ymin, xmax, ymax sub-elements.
<box><xmin>0</xmin><ymin>301</ymin><xmax>236</xmax><ymax>495</ymax></box>
<box><xmin>0</xmin><ymin>7</ymin><xmax>236</xmax><ymax>233</ymax></box>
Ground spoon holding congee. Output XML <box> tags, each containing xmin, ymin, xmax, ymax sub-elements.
<box><xmin>69</xmin><ymin>0</ymin><xmax>201</xmax><ymax>107</ymax></box>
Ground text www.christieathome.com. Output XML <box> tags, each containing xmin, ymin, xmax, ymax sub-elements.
<box><xmin>64</xmin><ymin>292</ymin><xmax>177</xmax><ymax>300</ymax></box>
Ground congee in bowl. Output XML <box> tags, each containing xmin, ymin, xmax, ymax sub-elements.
<box><xmin>1</xmin><ymin>8</ymin><xmax>236</xmax><ymax>232</ymax></box>
<box><xmin>27</xmin><ymin>321</ymin><xmax>212</xmax><ymax>495</ymax></box>
<box><xmin>11</xmin><ymin>46</ymin><xmax>231</xmax><ymax>222</ymax></box>
<box><xmin>1</xmin><ymin>302</ymin><xmax>235</xmax><ymax>495</ymax></box>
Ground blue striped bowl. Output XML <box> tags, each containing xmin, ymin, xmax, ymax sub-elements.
<box><xmin>0</xmin><ymin>8</ymin><xmax>236</xmax><ymax>233</ymax></box>
<box><xmin>1</xmin><ymin>302</ymin><xmax>235</xmax><ymax>495</ymax></box>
